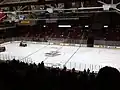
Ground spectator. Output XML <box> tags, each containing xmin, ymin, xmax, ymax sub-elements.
<box><xmin>95</xmin><ymin>66</ymin><xmax>120</xmax><ymax>90</ymax></box>
<box><xmin>0</xmin><ymin>59</ymin><xmax>119</xmax><ymax>90</ymax></box>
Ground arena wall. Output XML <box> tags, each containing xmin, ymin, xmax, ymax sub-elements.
<box><xmin>0</xmin><ymin>37</ymin><xmax>120</xmax><ymax>49</ymax></box>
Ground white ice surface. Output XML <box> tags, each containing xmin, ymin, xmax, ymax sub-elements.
<box><xmin>1</xmin><ymin>41</ymin><xmax>120</xmax><ymax>72</ymax></box>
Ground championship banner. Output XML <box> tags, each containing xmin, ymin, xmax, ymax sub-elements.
<box><xmin>20</xmin><ymin>20</ymin><xmax>30</xmax><ymax>24</ymax></box>
<box><xmin>18</xmin><ymin>20</ymin><xmax>36</xmax><ymax>26</ymax></box>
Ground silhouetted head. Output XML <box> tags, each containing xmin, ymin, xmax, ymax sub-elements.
<box><xmin>63</xmin><ymin>66</ymin><xmax>67</xmax><ymax>71</ymax></box>
<box><xmin>96</xmin><ymin>66</ymin><xmax>120</xmax><ymax>90</ymax></box>
<box><xmin>72</xmin><ymin>68</ymin><xmax>75</xmax><ymax>72</ymax></box>
<box><xmin>40</xmin><ymin>61</ymin><xmax>44</xmax><ymax>68</ymax></box>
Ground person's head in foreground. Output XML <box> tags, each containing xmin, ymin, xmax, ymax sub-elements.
<box><xmin>95</xmin><ymin>66</ymin><xmax>120</xmax><ymax>90</ymax></box>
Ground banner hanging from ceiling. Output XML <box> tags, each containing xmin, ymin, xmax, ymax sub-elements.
<box><xmin>18</xmin><ymin>20</ymin><xmax>36</xmax><ymax>26</ymax></box>
<box><xmin>0</xmin><ymin>10</ymin><xmax>7</xmax><ymax>22</ymax></box>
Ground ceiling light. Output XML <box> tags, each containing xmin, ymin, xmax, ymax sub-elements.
<box><xmin>104</xmin><ymin>25</ymin><xmax>108</xmax><ymax>28</ymax></box>
<box><xmin>47</xmin><ymin>8</ymin><xmax>53</xmax><ymax>13</ymax></box>
<box><xmin>58</xmin><ymin>25</ymin><xmax>71</xmax><ymax>27</ymax></box>
<box><xmin>85</xmin><ymin>25</ymin><xmax>89</xmax><ymax>28</ymax></box>
<box><xmin>43</xmin><ymin>25</ymin><xmax>46</xmax><ymax>27</ymax></box>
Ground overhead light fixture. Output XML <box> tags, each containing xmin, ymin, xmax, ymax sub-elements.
<box><xmin>47</xmin><ymin>8</ymin><xmax>53</xmax><ymax>13</ymax></box>
<box><xmin>43</xmin><ymin>25</ymin><xmax>46</xmax><ymax>27</ymax></box>
<box><xmin>85</xmin><ymin>25</ymin><xmax>89</xmax><ymax>28</ymax></box>
<box><xmin>58</xmin><ymin>25</ymin><xmax>71</xmax><ymax>27</ymax></box>
<box><xmin>104</xmin><ymin>25</ymin><xmax>108</xmax><ymax>28</ymax></box>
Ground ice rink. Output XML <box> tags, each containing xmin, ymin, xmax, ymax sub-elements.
<box><xmin>0</xmin><ymin>41</ymin><xmax>120</xmax><ymax>72</ymax></box>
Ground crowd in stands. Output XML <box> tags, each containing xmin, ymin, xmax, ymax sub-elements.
<box><xmin>1</xmin><ymin>25</ymin><xmax>120</xmax><ymax>41</ymax></box>
<box><xmin>1</xmin><ymin>24</ymin><xmax>120</xmax><ymax>42</ymax></box>
<box><xmin>0</xmin><ymin>25</ymin><xmax>88</xmax><ymax>40</ymax></box>
<box><xmin>16</xmin><ymin>26</ymin><xmax>87</xmax><ymax>40</ymax></box>
<box><xmin>0</xmin><ymin>59</ymin><xmax>120</xmax><ymax>90</ymax></box>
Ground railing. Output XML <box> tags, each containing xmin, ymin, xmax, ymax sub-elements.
<box><xmin>63</xmin><ymin>62</ymin><xmax>104</xmax><ymax>73</ymax></box>
<box><xmin>0</xmin><ymin>54</ymin><xmax>33</xmax><ymax>63</ymax></box>
<box><xmin>44</xmin><ymin>62</ymin><xmax>106</xmax><ymax>73</ymax></box>
<box><xmin>94</xmin><ymin>40</ymin><xmax>120</xmax><ymax>46</ymax></box>
<box><xmin>0</xmin><ymin>53</ymin><xmax>118</xmax><ymax>73</ymax></box>
<box><xmin>45</xmin><ymin>63</ymin><xmax>62</xmax><ymax>68</ymax></box>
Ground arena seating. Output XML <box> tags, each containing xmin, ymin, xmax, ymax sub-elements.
<box><xmin>1</xmin><ymin>25</ymin><xmax>120</xmax><ymax>41</ymax></box>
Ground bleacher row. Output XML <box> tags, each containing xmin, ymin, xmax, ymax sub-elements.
<box><xmin>0</xmin><ymin>59</ymin><xmax>119</xmax><ymax>90</ymax></box>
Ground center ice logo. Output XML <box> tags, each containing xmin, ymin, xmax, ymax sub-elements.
<box><xmin>45</xmin><ymin>51</ymin><xmax>61</xmax><ymax>57</ymax></box>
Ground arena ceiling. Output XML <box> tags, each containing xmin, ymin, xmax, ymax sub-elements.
<box><xmin>0</xmin><ymin>0</ymin><xmax>120</xmax><ymax>28</ymax></box>
<box><xmin>0</xmin><ymin>0</ymin><xmax>120</xmax><ymax>6</ymax></box>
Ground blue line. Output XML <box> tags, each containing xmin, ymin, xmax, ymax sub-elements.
<box><xmin>63</xmin><ymin>46</ymin><xmax>80</xmax><ymax>66</ymax></box>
